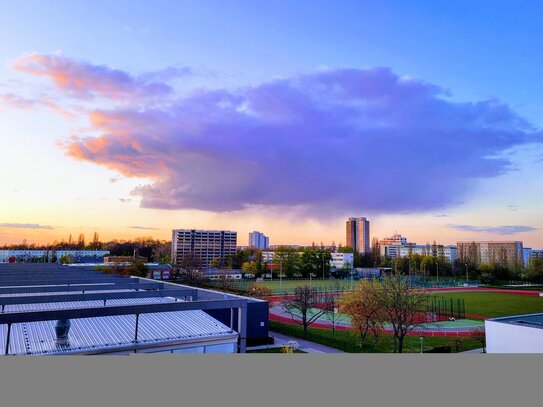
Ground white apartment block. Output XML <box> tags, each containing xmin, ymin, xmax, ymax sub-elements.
<box><xmin>172</xmin><ymin>229</ymin><xmax>237</xmax><ymax>269</ymax></box>
<box><xmin>397</xmin><ymin>245</ymin><xmax>457</xmax><ymax>263</ymax></box>
<box><xmin>248</xmin><ymin>231</ymin><xmax>269</xmax><ymax>249</ymax></box>
<box><xmin>261</xmin><ymin>251</ymin><xmax>353</xmax><ymax>269</ymax></box>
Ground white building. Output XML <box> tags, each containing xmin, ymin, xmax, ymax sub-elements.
<box><xmin>524</xmin><ymin>248</ymin><xmax>543</xmax><ymax>268</ymax></box>
<box><xmin>485</xmin><ymin>313</ymin><xmax>543</xmax><ymax>353</ymax></box>
<box><xmin>248</xmin><ymin>231</ymin><xmax>269</xmax><ymax>249</ymax></box>
<box><xmin>379</xmin><ymin>233</ymin><xmax>410</xmax><ymax>259</ymax></box>
<box><xmin>261</xmin><ymin>251</ymin><xmax>353</xmax><ymax>269</ymax></box>
<box><xmin>330</xmin><ymin>252</ymin><xmax>354</xmax><ymax>269</ymax></box>
<box><xmin>397</xmin><ymin>245</ymin><xmax>457</xmax><ymax>263</ymax></box>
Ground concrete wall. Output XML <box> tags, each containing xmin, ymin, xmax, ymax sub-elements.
<box><xmin>485</xmin><ymin>320</ymin><xmax>543</xmax><ymax>353</ymax></box>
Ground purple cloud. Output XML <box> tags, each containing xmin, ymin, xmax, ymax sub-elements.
<box><xmin>0</xmin><ymin>223</ymin><xmax>54</xmax><ymax>230</ymax></box>
<box><xmin>13</xmin><ymin>53</ymin><xmax>175</xmax><ymax>102</ymax></box>
<box><xmin>15</xmin><ymin>57</ymin><xmax>542</xmax><ymax>214</ymax></box>
<box><xmin>447</xmin><ymin>224</ymin><xmax>537</xmax><ymax>235</ymax></box>
<box><xmin>127</xmin><ymin>226</ymin><xmax>160</xmax><ymax>230</ymax></box>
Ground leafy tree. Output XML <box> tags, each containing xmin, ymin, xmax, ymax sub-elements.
<box><xmin>248</xmin><ymin>283</ymin><xmax>272</xmax><ymax>298</ymax></box>
<box><xmin>340</xmin><ymin>280</ymin><xmax>385</xmax><ymax>346</ymax></box>
<box><xmin>368</xmin><ymin>272</ymin><xmax>429</xmax><ymax>353</ymax></box>
<box><xmin>525</xmin><ymin>258</ymin><xmax>543</xmax><ymax>283</ymax></box>
<box><xmin>242</xmin><ymin>261</ymin><xmax>258</xmax><ymax>276</ymax></box>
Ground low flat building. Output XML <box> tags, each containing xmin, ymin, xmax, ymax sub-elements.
<box><xmin>0</xmin><ymin>263</ymin><xmax>269</xmax><ymax>355</ymax></box>
<box><xmin>486</xmin><ymin>313</ymin><xmax>543</xmax><ymax>353</ymax></box>
<box><xmin>204</xmin><ymin>269</ymin><xmax>243</xmax><ymax>280</ymax></box>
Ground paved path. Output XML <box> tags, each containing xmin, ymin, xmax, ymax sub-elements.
<box><xmin>247</xmin><ymin>331</ymin><xmax>345</xmax><ymax>354</ymax></box>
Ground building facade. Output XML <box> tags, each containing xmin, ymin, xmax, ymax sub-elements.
<box><xmin>457</xmin><ymin>241</ymin><xmax>524</xmax><ymax>269</ymax></box>
<box><xmin>248</xmin><ymin>231</ymin><xmax>270</xmax><ymax>249</ymax></box>
<box><xmin>346</xmin><ymin>217</ymin><xmax>370</xmax><ymax>254</ymax></box>
<box><xmin>397</xmin><ymin>244</ymin><xmax>457</xmax><ymax>263</ymax></box>
<box><xmin>0</xmin><ymin>250</ymin><xmax>110</xmax><ymax>263</ymax></box>
<box><xmin>379</xmin><ymin>233</ymin><xmax>410</xmax><ymax>259</ymax></box>
<box><xmin>171</xmin><ymin>229</ymin><xmax>237</xmax><ymax>268</ymax></box>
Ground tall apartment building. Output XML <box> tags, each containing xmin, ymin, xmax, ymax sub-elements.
<box><xmin>457</xmin><ymin>241</ymin><xmax>524</xmax><ymax>269</ymax></box>
<box><xmin>346</xmin><ymin>217</ymin><xmax>370</xmax><ymax>254</ymax></box>
<box><xmin>172</xmin><ymin>229</ymin><xmax>237</xmax><ymax>268</ymax></box>
<box><xmin>248</xmin><ymin>231</ymin><xmax>269</xmax><ymax>249</ymax></box>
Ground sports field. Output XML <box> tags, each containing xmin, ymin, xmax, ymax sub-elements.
<box><xmin>434</xmin><ymin>292</ymin><xmax>543</xmax><ymax>319</ymax></box>
<box><xmin>257</xmin><ymin>279</ymin><xmax>354</xmax><ymax>292</ymax></box>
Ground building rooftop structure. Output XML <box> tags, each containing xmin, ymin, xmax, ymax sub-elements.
<box><xmin>0</xmin><ymin>263</ymin><xmax>252</xmax><ymax>355</ymax></box>
<box><xmin>487</xmin><ymin>313</ymin><xmax>543</xmax><ymax>329</ymax></box>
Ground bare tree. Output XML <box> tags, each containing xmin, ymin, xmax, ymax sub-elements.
<box><xmin>173</xmin><ymin>253</ymin><xmax>205</xmax><ymax>286</ymax></box>
<box><xmin>470</xmin><ymin>326</ymin><xmax>486</xmax><ymax>353</ymax></box>
<box><xmin>322</xmin><ymin>292</ymin><xmax>339</xmax><ymax>339</ymax></box>
<box><xmin>283</xmin><ymin>286</ymin><xmax>327</xmax><ymax>337</ymax></box>
<box><xmin>370</xmin><ymin>272</ymin><xmax>429</xmax><ymax>353</ymax></box>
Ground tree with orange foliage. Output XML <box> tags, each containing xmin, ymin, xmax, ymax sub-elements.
<box><xmin>339</xmin><ymin>280</ymin><xmax>385</xmax><ymax>347</ymax></box>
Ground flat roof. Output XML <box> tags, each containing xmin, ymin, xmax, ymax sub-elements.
<box><xmin>0</xmin><ymin>263</ymin><xmax>250</xmax><ymax>355</ymax></box>
<box><xmin>488</xmin><ymin>313</ymin><xmax>543</xmax><ymax>330</ymax></box>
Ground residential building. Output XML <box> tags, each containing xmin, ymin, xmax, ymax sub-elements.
<box><xmin>330</xmin><ymin>252</ymin><xmax>354</xmax><ymax>269</ymax></box>
<box><xmin>171</xmin><ymin>229</ymin><xmax>237</xmax><ymax>269</ymax></box>
<box><xmin>486</xmin><ymin>313</ymin><xmax>543</xmax><ymax>353</ymax></box>
<box><xmin>397</xmin><ymin>244</ymin><xmax>457</xmax><ymax>263</ymax></box>
<box><xmin>261</xmin><ymin>250</ymin><xmax>353</xmax><ymax>270</ymax></box>
<box><xmin>457</xmin><ymin>241</ymin><xmax>524</xmax><ymax>269</ymax></box>
<box><xmin>524</xmin><ymin>248</ymin><xmax>543</xmax><ymax>267</ymax></box>
<box><xmin>346</xmin><ymin>217</ymin><xmax>370</xmax><ymax>254</ymax></box>
<box><xmin>248</xmin><ymin>231</ymin><xmax>270</xmax><ymax>249</ymax></box>
<box><xmin>379</xmin><ymin>233</ymin><xmax>410</xmax><ymax>259</ymax></box>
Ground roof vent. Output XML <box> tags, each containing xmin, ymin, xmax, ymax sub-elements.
<box><xmin>55</xmin><ymin>319</ymin><xmax>71</xmax><ymax>345</ymax></box>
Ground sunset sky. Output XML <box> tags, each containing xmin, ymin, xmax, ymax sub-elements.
<box><xmin>1</xmin><ymin>1</ymin><xmax>542</xmax><ymax>247</ymax></box>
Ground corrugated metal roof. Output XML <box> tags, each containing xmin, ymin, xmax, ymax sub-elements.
<box><xmin>1</xmin><ymin>296</ymin><xmax>237</xmax><ymax>355</ymax></box>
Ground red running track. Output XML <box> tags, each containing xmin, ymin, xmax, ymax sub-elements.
<box><xmin>269</xmin><ymin>313</ymin><xmax>474</xmax><ymax>337</ymax></box>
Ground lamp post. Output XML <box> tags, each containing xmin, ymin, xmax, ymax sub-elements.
<box><xmin>465</xmin><ymin>263</ymin><xmax>469</xmax><ymax>284</ymax></box>
<box><xmin>436</xmin><ymin>262</ymin><xmax>439</xmax><ymax>286</ymax></box>
<box><xmin>322</xmin><ymin>254</ymin><xmax>325</xmax><ymax>281</ymax></box>
<box><xmin>280</xmin><ymin>257</ymin><xmax>283</xmax><ymax>291</ymax></box>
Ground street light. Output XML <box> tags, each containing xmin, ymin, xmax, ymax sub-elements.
<box><xmin>280</xmin><ymin>257</ymin><xmax>283</xmax><ymax>291</ymax></box>
<box><xmin>436</xmin><ymin>262</ymin><xmax>439</xmax><ymax>286</ymax></box>
<box><xmin>322</xmin><ymin>254</ymin><xmax>325</xmax><ymax>281</ymax></box>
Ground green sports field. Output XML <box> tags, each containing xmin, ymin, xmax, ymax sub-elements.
<box><xmin>434</xmin><ymin>292</ymin><xmax>543</xmax><ymax>319</ymax></box>
<box><xmin>257</xmin><ymin>279</ymin><xmax>355</xmax><ymax>292</ymax></box>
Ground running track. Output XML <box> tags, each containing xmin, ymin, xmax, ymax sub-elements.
<box><xmin>268</xmin><ymin>286</ymin><xmax>543</xmax><ymax>337</ymax></box>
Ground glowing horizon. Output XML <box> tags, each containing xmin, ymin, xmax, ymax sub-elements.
<box><xmin>1</xmin><ymin>1</ymin><xmax>543</xmax><ymax>249</ymax></box>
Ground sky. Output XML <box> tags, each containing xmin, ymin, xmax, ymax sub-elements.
<box><xmin>1</xmin><ymin>0</ymin><xmax>543</xmax><ymax>247</ymax></box>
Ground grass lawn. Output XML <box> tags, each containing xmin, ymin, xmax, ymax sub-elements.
<box><xmin>258</xmin><ymin>279</ymin><xmax>354</xmax><ymax>292</ymax></box>
<box><xmin>247</xmin><ymin>347</ymin><xmax>306</xmax><ymax>354</ymax></box>
<box><xmin>269</xmin><ymin>321</ymin><xmax>481</xmax><ymax>353</ymax></box>
<box><xmin>433</xmin><ymin>292</ymin><xmax>543</xmax><ymax>319</ymax></box>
